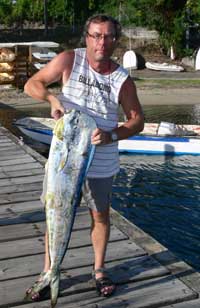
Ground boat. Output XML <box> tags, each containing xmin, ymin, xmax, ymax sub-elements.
<box><xmin>0</xmin><ymin>41</ymin><xmax>59</xmax><ymax>48</ymax></box>
<box><xmin>145</xmin><ymin>61</ymin><xmax>184</xmax><ymax>72</ymax></box>
<box><xmin>123</xmin><ymin>50</ymin><xmax>137</xmax><ymax>70</ymax></box>
<box><xmin>33</xmin><ymin>63</ymin><xmax>46</xmax><ymax>70</ymax></box>
<box><xmin>32</xmin><ymin>51</ymin><xmax>57</xmax><ymax>61</ymax></box>
<box><xmin>195</xmin><ymin>48</ymin><xmax>200</xmax><ymax>70</ymax></box>
<box><xmin>14</xmin><ymin>118</ymin><xmax>200</xmax><ymax>155</ymax></box>
<box><xmin>14</xmin><ymin>117</ymin><xmax>55</xmax><ymax>145</ymax></box>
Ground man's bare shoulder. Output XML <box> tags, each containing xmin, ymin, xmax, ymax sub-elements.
<box><xmin>121</xmin><ymin>75</ymin><xmax>136</xmax><ymax>91</ymax></box>
<box><xmin>54</xmin><ymin>49</ymin><xmax>75</xmax><ymax>65</ymax></box>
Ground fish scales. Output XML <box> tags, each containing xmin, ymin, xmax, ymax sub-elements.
<box><xmin>42</xmin><ymin>109</ymin><xmax>96</xmax><ymax>307</ymax></box>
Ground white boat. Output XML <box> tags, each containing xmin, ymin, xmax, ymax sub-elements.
<box><xmin>33</xmin><ymin>63</ymin><xmax>46</xmax><ymax>70</ymax></box>
<box><xmin>0</xmin><ymin>41</ymin><xmax>59</xmax><ymax>48</ymax></box>
<box><xmin>145</xmin><ymin>61</ymin><xmax>184</xmax><ymax>72</ymax></box>
<box><xmin>32</xmin><ymin>51</ymin><xmax>57</xmax><ymax>61</ymax></box>
<box><xmin>14</xmin><ymin>118</ymin><xmax>200</xmax><ymax>155</ymax></box>
<box><xmin>123</xmin><ymin>50</ymin><xmax>137</xmax><ymax>70</ymax></box>
<box><xmin>195</xmin><ymin>48</ymin><xmax>200</xmax><ymax>70</ymax></box>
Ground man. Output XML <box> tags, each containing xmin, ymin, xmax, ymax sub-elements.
<box><xmin>24</xmin><ymin>14</ymin><xmax>144</xmax><ymax>300</ymax></box>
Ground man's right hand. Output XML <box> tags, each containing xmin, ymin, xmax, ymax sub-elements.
<box><xmin>50</xmin><ymin>97</ymin><xmax>65</xmax><ymax>120</ymax></box>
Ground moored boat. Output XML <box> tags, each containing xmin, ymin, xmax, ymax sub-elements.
<box><xmin>145</xmin><ymin>61</ymin><xmax>184</xmax><ymax>72</ymax></box>
<box><xmin>195</xmin><ymin>48</ymin><xmax>200</xmax><ymax>71</ymax></box>
<box><xmin>14</xmin><ymin>117</ymin><xmax>200</xmax><ymax>155</ymax></box>
<box><xmin>123</xmin><ymin>50</ymin><xmax>137</xmax><ymax>70</ymax></box>
<box><xmin>32</xmin><ymin>51</ymin><xmax>57</xmax><ymax>61</ymax></box>
<box><xmin>33</xmin><ymin>63</ymin><xmax>46</xmax><ymax>70</ymax></box>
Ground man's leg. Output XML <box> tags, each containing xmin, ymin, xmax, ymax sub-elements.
<box><xmin>89</xmin><ymin>208</ymin><xmax>110</xmax><ymax>274</ymax></box>
<box><xmin>89</xmin><ymin>208</ymin><xmax>115</xmax><ymax>296</ymax></box>
<box><xmin>82</xmin><ymin>177</ymin><xmax>115</xmax><ymax>296</ymax></box>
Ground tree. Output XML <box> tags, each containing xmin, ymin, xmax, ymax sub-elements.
<box><xmin>0</xmin><ymin>0</ymin><xmax>12</xmax><ymax>25</ymax></box>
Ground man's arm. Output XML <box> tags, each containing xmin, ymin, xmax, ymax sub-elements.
<box><xmin>92</xmin><ymin>76</ymin><xmax>144</xmax><ymax>145</ymax></box>
<box><xmin>24</xmin><ymin>50</ymin><xmax>74</xmax><ymax>119</ymax></box>
<box><xmin>114</xmin><ymin>76</ymin><xmax>144</xmax><ymax>140</ymax></box>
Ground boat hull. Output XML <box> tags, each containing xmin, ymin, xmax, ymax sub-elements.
<box><xmin>14</xmin><ymin>117</ymin><xmax>200</xmax><ymax>155</ymax></box>
<box><xmin>145</xmin><ymin>61</ymin><xmax>184</xmax><ymax>72</ymax></box>
<box><xmin>119</xmin><ymin>135</ymin><xmax>200</xmax><ymax>155</ymax></box>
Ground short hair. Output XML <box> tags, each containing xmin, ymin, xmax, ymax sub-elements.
<box><xmin>83</xmin><ymin>14</ymin><xmax>121</xmax><ymax>40</ymax></box>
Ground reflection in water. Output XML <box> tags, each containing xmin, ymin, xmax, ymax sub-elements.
<box><xmin>143</xmin><ymin>104</ymin><xmax>200</xmax><ymax>125</ymax></box>
<box><xmin>113</xmin><ymin>154</ymin><xmax>200</xmax><ymax>271</ymax></box>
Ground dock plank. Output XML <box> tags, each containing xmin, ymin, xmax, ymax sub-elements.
<box><xmin>0</xmin><ymin>210</ymin><xmax>45</xmax><ymax>225</ymax></box>
<box><xmin>165</xmin><ymin>299</ymin><xmax>200</xmax><ymax>307</ymax></box>
<box><xmin>0</xmin><ymin>156</ymin><xmax>36</xmax><ymax>166</ymax></box>
<box><xmin>6</xmin><ymin>275</ymin><xmax>197</xmax><ymax>308</ymax></box>
<box><xmin>0</xmin><ymin>190</ymin><xmax>42</xmax><ymax>204</ymax></box>
<box><xmin>0</xmin><ymin>151</ymin><xmax>27</xmax><ymax>161</ymax></box>
<box><xmin>0</xmin><ymin>225</ymin><xmax>128</xmax><ymax>259</ymax></box>
<box><xmin>0</xmin><ymin>210</ymin><xmax>90</xmax><ymax>237</ymax></box>
<box><xmin>0</xmin><ymin>161</ymin><xmax>42</xmax><ymax>173</ymax></box>
<box><xmin>0</xmin><ymin>204</ymin><xmax>97</xmax><ymax>226</ymax></box>
<box><xmin>0</xmin><ymin>182</ymin><xmax>43</xmax><ymax>195</ymax></box>
<box><xmin>0</xmin><ymin>168</ymin><xmax>44</xmax><ymax>180</ymax></box>
<box><xmin>0</xmin><ymin>145</ymin><xmax>22</xmax><ymax>152</ymax></box>
<box><xmin>0</xmin><ymin>125</ymin><xmax>200</xmax><ymax>308</ymax></box>
<box><xmin>0</xmin><ymin>200</ymin><xmax>43</xmax><ymax>215</ymax></box>
<box><xmin>0</xmin><ymin>256</ymin><xmax>169</xmax><ymax>307</ymax></box>
<box><xmin>0</xmin><ymin>240</ymin><xmax>146</xmax><ymax>281</ymax></box>
<box><xmin>0</xmin><ymin>174</ymin><xmax>44</xmax><ymax>186</ymax></box>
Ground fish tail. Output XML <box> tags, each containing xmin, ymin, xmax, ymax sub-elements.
<box><xmin>50</xmin><ymin>269</ymin><xmax>60</xmax><ymax>308</ymax></box>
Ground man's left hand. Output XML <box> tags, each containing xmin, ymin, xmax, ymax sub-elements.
<box><xmin>91</xmin><ymin>128</ymin><xmax>110</xmax><ymax>145</ymax></box>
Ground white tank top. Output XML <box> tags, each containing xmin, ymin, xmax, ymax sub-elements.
<box><xmin>58</xmin><ymin>48</ymin><xmax>128</xmax><ymax>178</ymax></box>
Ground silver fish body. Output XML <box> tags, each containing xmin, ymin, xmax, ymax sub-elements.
<box><xmin>42</xmin><ymin>109</ymin><xmax>96</xmax><ymax>307</ymax></box>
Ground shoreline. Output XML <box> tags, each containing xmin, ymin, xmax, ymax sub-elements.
<box><xmin>138</xmin><ymin>87</ymin><xmax>200</xmax><ymax>105</ymax></box>
<box><xmin>0</xmin><ymin>75</ymin><xmax>200</xmax><ymax>107</ymax></box>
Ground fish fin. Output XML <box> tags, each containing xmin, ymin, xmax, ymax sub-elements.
<box><xmin>50</xmin><ymin>270</ymin><xmax>60</xmax><ymax>308</ymax></box>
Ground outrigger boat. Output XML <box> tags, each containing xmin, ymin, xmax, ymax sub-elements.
<box><xmin>14</xmin><ymin>117</ymin><xmax>200</xmax><ymax>155</ymax></box>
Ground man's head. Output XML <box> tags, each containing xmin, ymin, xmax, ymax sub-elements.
<box><xmin>84</xmin><ymin>14</ymin><xmax>121</xmax><ymax>63</ymax></box>
<box><xmin>84</xmin><ymin>14</ymin><xmax>121</xmax><ymax>41</ymax></box>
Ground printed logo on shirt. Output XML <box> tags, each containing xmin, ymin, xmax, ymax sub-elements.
<box><xmin>79</xmin><ymin>74</ymin><xmax>111</xmax><ymax>94</ymax></box>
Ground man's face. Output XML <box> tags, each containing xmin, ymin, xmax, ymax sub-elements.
<box><xmin>86</xmin><ymin>21</ymin><xmax>116</xmax><ymax>62</ymax></box>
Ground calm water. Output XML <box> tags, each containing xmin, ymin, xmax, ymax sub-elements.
<box><xmin>2</xmin><ymin>103</ymin><xmax>200</xmax><ymax>271</ymax></box>
<box><xmin>113</xmin><ymin>154</ymin><xmax>200</xmax><ymax>271</ymax></box>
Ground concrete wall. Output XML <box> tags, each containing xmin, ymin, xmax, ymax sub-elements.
<box><xmin>123</xmin><ymin>27</ymin><xmax>159</xmax><ymax>40</ymax></box>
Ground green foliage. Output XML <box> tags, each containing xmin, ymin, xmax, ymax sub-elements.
<box><xmin>0</xmin><ymin>0</ymin><xmax>12</xmax><ymax>25</ymax></box>
<box><xmin>0</xmin><ymin>0</ymin><xmax>199</xmax><ymax>57</ymax></box>
<box><xmin>12</xmin><ymin>0</ymin><xmax>32</xmax><ymax>20</ymax></box>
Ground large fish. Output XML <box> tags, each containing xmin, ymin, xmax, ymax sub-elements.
<box><xmin>40</xmin><ymin>109</ymin><xmax>96</xmax><ymax>307</ymax></box>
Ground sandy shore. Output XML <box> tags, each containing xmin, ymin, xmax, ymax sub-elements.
<box><xmin>137</xmin><ymin>87</ymin><xmax>200</xmax><ymax>105</ymax></box>
<box><xmin>0</xmin><ymin>79</ymin><xmax>200</xmax><ymax>107</ymax></box>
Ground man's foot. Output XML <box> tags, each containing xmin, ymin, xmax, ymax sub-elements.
<box><xmin>92</xmin><ymin>268</ymin><xmax>116</xmax><ymax>297</ymax></box>
<box><xmin>25</xmin><ymin>271</ymin><xmax>50</xmax><ymax>302</ymax></box>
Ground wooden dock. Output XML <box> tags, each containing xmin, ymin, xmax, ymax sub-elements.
<box><xmin>1</xmin><ymin>124</ymin><xmax>200</xmax><ymax>308</ymax></box>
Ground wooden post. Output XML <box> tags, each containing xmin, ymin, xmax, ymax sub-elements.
<box><xmin>44</xmin><ymin>0</ymin><xmax>48</xmax><ymax>37</ymax></box>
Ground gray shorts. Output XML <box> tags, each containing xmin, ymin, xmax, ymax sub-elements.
<box><xmin>82</xmin><ymin>177</ymin><xmax>113</xmax><ymax>212</ymax></box>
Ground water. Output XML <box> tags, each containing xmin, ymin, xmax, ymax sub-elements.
<box><xmin>112</xmin><ymin>154</ymin><xmax>200</xmax><ymax>271</ymax></box>
<box><xmin>143</xmin><ymin>104</ymin><xmax>200</xmax><ymax>125</ymax></box>
<box><xmin>118</xmin><ymin>104</ymin><xmax>200</xmax><ymax>271</ymax></box>
<box><xmin>2</xmin><ymin>103</ymin><xmax>200</xmax><ymax>271</ymax></box>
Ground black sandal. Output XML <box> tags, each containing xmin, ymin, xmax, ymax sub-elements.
<box><xmin>24</xmin><ymin>271</ymin><xmax>51</xmax><ymax>302</ymax></box>
<box><xmin>92</xmin><ymin>268</ymin><xmax>116</xmax><ymax>297</ymax></box>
